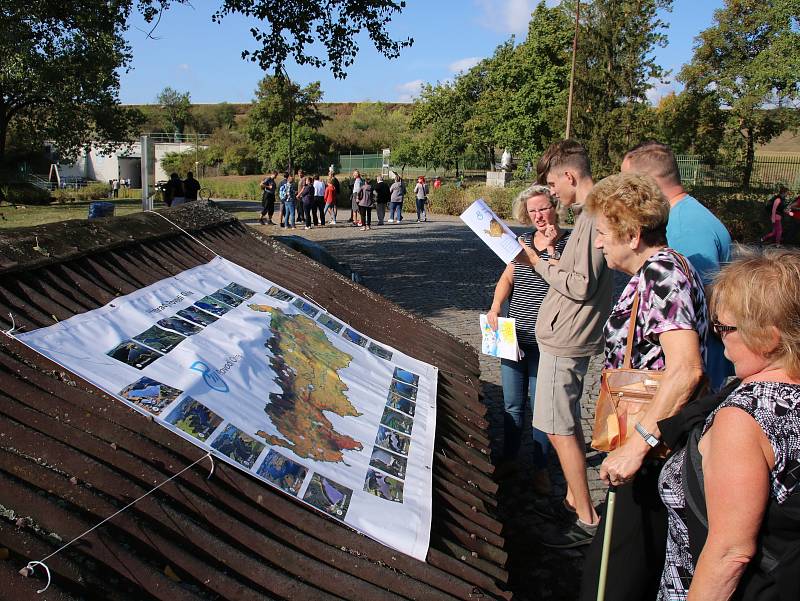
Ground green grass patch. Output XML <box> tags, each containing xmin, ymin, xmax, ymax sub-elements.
<box><xmin>0</xmin><ymin>197</ymin><xmax>144</xmax><ymax>229</ymax></box>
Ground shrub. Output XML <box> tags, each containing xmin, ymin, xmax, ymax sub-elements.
<box><xmin>52</xmin><ymin>182</ymin><xmax>111</xmax><ymax>203</ymax></box>
<box><xmin>0</xmin><ymin>182</ymin><xmax>52</xmax><ymax>205</ymax></box>
<box><xmin>691</xmin><ymin>187</ymin><xmax>771</xmax><ymax>244</ymax></box>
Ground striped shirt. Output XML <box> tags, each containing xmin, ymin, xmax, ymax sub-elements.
<box><xmin>507</xmin><ymin>230</ymin><xmax>571</xmax><ymax>347</ymax></box>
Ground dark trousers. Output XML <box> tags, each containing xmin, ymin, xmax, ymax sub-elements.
<box><xmin>297</xmin><ymin>199</ymin><xmax>305</xmax><ymax>223</ymax></box>
<box><xmin>261</xmin><ymin>193</ymin><xmax>275</xmax><ymax>218</ymax></box>
<box><xmin>358</xmin><ymin>206</ymin><xmax>372</xmax><ymax>226</ymax></box>
<box><xmin>314</xmin><ymin>195</ymin><xmax>325</xmax><ymax>225</ymax></box>
<box><xmin>579</xmin><ymin>462</ymin><xmax>668</xmax><ymax>601</ymax></box>
<box><xmin>303</xmin><ymin>199</ymin><xmax>315</xmax><ymax>226</ymax></box>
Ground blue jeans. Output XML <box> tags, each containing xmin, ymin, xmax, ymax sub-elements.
<box><xmin>283</xmin><ymin>201</ymin><xmax>296</xmax><ymax>227</ymax></box>
<box><xmin>415</xmin><ymin>198</ymin><xmax>426</xmax><ymax>220</ymax></box>
<box><xmin>501</xmin><ymin>345</ymin><xmax>551</xmax><ymax>468</ymax></box>
<box><xmin>390</xmin><ymin>201</ymin><xmax>403</xmax><ymax>221</ymax></box>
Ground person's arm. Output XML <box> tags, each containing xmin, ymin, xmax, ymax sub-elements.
<box><xmin>530</xmin><ymin>217</ymin><xmax>604</xmax><ymax>301</ymax></box>
<box><xmin>688</xmin><ymin>407</ymin><xmax>773</xmax><ymax>601</ymax></box>
<box><xmin>487</xmin><ymin>263</ymin><xmax>515</xmax><ymax>330</ymax></box>
<box><xmin>600</xmin><ymin>329</ymin><xmax>704</xmax><ymax>484</ymax></box>
<box><xmin>772</xmin><ymin>197</ymin><xmax>782</xmax><ymax>222</ymax></box>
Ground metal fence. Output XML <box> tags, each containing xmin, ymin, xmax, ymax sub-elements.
<box><xmin>336</xmin><ymin>152</ymin><xmax>487</xmax><ymax>179</ymax></box>
<box><xmin>677</xmin><ymin>154</ymin><xmax>800</xmax><ymax>188</ymax></box>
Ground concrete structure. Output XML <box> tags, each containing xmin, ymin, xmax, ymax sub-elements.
<box><xmin>56</xmin><ymin>136</ymin><xmax>207</xmax><ymax>186</ymax></box>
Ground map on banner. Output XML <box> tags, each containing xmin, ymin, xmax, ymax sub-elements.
<box><xmin>16</xmin><ymin>256</ymin><xmax>437</xmax><ymax>560</ymax></box>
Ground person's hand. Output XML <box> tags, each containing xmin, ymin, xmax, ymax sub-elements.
<box><xmin>542</xmin><ymin>224</ymin><xmax>559</xmax><ymax>247</ymax></box>
<box><xmin>598</xmin><ymin>436</ymin><xmax>649</xmax><ymax>486</ymax></box>
<box><xmin>515</xmin><ymin>236</ymin><xmax>535</xmax><ymax>266</ymax></box>
<box><xmin>487</xmin><ymin>309</ymin><xmax>500</xmax><ymax>331</ymax></box>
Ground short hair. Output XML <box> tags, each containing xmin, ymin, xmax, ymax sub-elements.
<box><xmin>187</xmin><ymin>171</ymin><xmax>193</xmax><ymax>177</ymax></box>
<box><xmin>710</xmin><ymin>248</ymin><xmax>800</xmax><ymax>378</ymax></box>
<box><xmin>537</xmin><ymin>139</ymin><xmax>591</xmax><ymax>183</ymax></box>
<box><xmin>624</xmin><ymin>140</ymin><xmax>681</xmax><ymax>187</ymax></box>
<box><xmin>512</xmin><ymin>184</ymin><xmax>557</xmax><ymax>225</ymax></box>
<box><xmin>283</xmin><ymin>172</ymin><xmax>289</xmax><ymax>178</ymax></box>
<box><xmin>584</xmin><ymin>172</ymin><xmax>669</xmax><ymax>246</ymax></box>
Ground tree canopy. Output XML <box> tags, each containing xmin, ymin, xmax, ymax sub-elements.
<box><xmin>1</xmin><ymin>0</ymin><xmax>411</xmax><ymax>164</ymax></box>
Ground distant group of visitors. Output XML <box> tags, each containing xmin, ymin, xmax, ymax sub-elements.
<box><xmin>488</xmin><ymin>138</ymin><xmax>800</xmax><ymax>600</ymax></box>
<box><xmin>163</xmin><ymin>171</ymin><xmax>201</xmax><ymax>207</ymax></box>
<box><xmin>260</xmin><ymin>169</ymin><xmax>342</xmax><ymax>229</ymax></box>
<box><xmin>108</xmin><ymin>178</ymin><xmax>131</xmax><ymax>198</ymax></box>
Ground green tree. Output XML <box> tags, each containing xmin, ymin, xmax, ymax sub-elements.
<box><xmin>679</xmin><ymin>0</ymin><xmax>800</xmax><ymax>188</ymax></box>
<box><xmin>157</xmin><ymin>87</ymin><xmax>192</xmax><ymax>136</ymax></box>
<box><xmin>246</xmin><ymin>76</ymin><xmax>328</xmax><ymax>171</ymax></box>
<box><xmin>653</xmin><ymin>91</ymin><xmax>726</xmax><ymax>161</ymax></box>
<box><xmin>571</xmin><ymin>0</ymin><xmax>672</xmax><ymax>176</ymax></box>
<box><xmin>0</xmin><ymin>1</ymin><xmax>143</xmax><ymax>162</ymax></box>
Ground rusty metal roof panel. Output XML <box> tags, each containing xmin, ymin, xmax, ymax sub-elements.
<box><xmin>0</xmin><ymin>205</ymin><xmax>510</xmax><ymax>600</ymax></box>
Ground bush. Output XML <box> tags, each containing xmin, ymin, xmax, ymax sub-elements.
<box><xmin>692</xmin><ymin>187</ymin><xmax>771</xmax><ymax>244</ymax></box>
<box><xmin>52</xmin><ymin>182</ymin><xmax>111</xmax><ymax>203</ymax></box>
<box><xmin>0</xmin><ymin>182</ymin><xmax>52</xmax><ymax>205</ymax></box>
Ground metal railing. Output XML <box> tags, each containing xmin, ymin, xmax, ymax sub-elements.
<box><xmin>676</xmin><ymin>154</ymin><xmax>800</xmax><ymax>188</ymax></box>
<box><xmin>144</xmin><ymin>132</ymin><xmax>211</xmax><ymax>143</ymax></box>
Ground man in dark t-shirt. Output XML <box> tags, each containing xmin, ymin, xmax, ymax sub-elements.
<box><xmin>259</xmin><ymin>170</ymin><xmax>278</xmax><ymax>225</ymax></box>
<box><xmin>183</xmin><ymin>172</ymin><xmax>201</xmax><ymax>201</ymax></box>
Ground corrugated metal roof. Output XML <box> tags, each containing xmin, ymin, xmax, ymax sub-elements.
<box><xmin>0</xmin><ymin>204</ymin><xmax>510</xmax><ymax>600</ymax></box>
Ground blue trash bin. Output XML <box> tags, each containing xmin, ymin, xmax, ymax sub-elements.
<box><xmin>88</xmin><ymin>201</ymin><xmax>115</xmax><ymax>219</ymax></box>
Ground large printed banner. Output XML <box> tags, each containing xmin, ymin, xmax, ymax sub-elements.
<box><xmin>17</xmin><ymin>256</ymin><xmax>437</xmax><ymax>560</ymax></box>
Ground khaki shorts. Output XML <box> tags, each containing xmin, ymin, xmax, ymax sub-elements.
<box><xmin>532</xmin><ymin>351</ymin><xmax>590</xmax><ymax>436</ymax></box>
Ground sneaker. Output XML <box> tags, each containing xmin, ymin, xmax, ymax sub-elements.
<box><xmin>538</xmin><ymin>518</ymin><xmax>598</xmax><ymax>549</ymax></box>
<box><xmin>280</xmin><ymin>223</ymin><xmax>285</xmax><ymax>228</ymax></box>
<box><xmin>416</xmin><ymin>219</ymin><xmax>421</xmax><ymax>223</ymax></box>
<box><xmin>530</xmin><ymin>498</ymin><xmax>577</xmax><ymax>525</ymax></box>
<box><xmin>388</xmin><ymin>219</ymin><xmax>394</xmax><ymax>223</ymax></box>
<box><xmin>268</xmin><ymin>220</ymin><xmax>275</xmax><ymax>225</ymax></box>
<box><xmin>259</xmin><ymin>217</ymin><xmax>266</xmax><ymax>225</ymax></box>
<box><xmin>332</xmin><ymin>220</ymin><xmax>337</xmax><ymax>224</ymax></box>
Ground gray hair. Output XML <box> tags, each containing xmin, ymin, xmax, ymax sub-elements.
<box><xmin>512</xmin><ymin>184</ymin><xmax>556</xmax><ymax>225</ymax></box>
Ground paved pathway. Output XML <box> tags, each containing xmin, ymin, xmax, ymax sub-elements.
<box><xmin>245</xmin><ymin>210</ymin><xmax>612</xmax><ymax>600</ymax></box>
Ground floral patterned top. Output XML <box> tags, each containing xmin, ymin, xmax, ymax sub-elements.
<box><xmin>603</xmin><ymin>248</ymin><xmax>709</xmax><ymax>370</ymax></box>
<box><xmin>658</xmin><ymin>381</ymin><xmax>800</xmax><ymax>600</ymax></box>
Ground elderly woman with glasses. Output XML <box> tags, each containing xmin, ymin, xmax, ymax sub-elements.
<box><xmin>579</xmin><ymin>172</ymin><xmax>710</xmax><ymax>601</ymax></box>
<box><xmin>656</xmin><ymin>249</ymin><xmax>800</xmax><ymax>601</ymax></box>
<box><xmin>487</xmin><ymin>184</ymin><xmax>569</xmax><ymax>492</ymax></box>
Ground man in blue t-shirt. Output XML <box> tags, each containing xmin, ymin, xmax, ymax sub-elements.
<box><xmin>622</xmin><ymin>141</ymin><xmax>732</xmax><ymax>391</ymax></box>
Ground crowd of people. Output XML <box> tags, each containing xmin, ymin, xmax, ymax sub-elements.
<box><xmin>487</xmin><ymin>138</ymin><xmax>800</xmax><ymax>600</ymax></box>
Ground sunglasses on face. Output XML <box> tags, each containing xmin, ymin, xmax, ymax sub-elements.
<box><xmin>712</xmin><ymin>321</ymin><xmax>737</xmax><ymax>337</ymax></box>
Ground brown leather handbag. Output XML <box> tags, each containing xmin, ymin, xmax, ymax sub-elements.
<box><xmin>591</xmin><ymin>252</ymin><xmax>701</xmax><ymax>454</ymax></box>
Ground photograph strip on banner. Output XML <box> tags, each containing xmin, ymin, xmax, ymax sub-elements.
<box><xmin>16</xmin><ymin>256</ymin><xmax>438</xmax><ymax>561</ymax></box>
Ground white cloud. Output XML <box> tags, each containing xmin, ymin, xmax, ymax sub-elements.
<box><xmin>178</xmin><ymin>63</ymin><xmax>190</xmax><ymax>71</ymax></box>
<box><xmin>473</xmin><ymin>0</ymin><xmax>551</xmax><ymax>35</ymax></box>
<box><xmin>449</xmin><ymin>56</ymin><xmax>482</xmax><ymax>74</ymax></box>
<box><xmin>395</xmin><ymin>79</ymin><xmax>424</xmax><ymax>102</ymax></box>
<box><xmin>646</xmin><ymin>79</ymin><xmax>675</xmax><ymax>106</ymax></box>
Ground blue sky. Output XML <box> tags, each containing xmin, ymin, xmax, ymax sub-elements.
<box><xmin>120</xmin><ymin>0</ymin><xmax>723</xmax><ymax>105</ymax></box>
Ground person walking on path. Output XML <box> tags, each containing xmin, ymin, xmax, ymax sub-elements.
<box><xmin>351</xmin><ymin>170</ymin><xmax>363</xmax><ymax>226</ymax></box>
<box><xmin>277</xmin><ymin>173</ymin><xmax>288</xmax><ymax>227</ymax></box>
<box><xmin>414</xmin><ymin>176</ymin><xmax>429</xmax><ymax>222</ymax></box>
<box><xmin>389</xmin><ymin>174</ymin><xmax>405</xmax><ymax>223</ymax></box>
<box><xmin>357</xmin><ymin>177</ymin><xmax>375</xmax><ymax>231</ymax></box>
<box><xmin>183</xmin><ymin>171</ymin><xmax>202</xmax><ymax>203</ymax></box>
<box><xmin>620</xmin><ymin>140</ymin><xmax>732</xmax><ymax>393</ymax></box>
<box><xmin>282</xmin><ymin>175</ymin><xmax>297</xmax><ymax>229</ymax></box>
<box><xmin>374</xmin><ymin>175</ymin><xmax>391</xmax><ymax>225</ymax></box>
<box><xmin>323</xmin><ymin>176</ymin><xmax>338</xmax><ymax>225</ymax></box>
<box><xmin>259</xmin><ymin>171</ymin><xmax>277</xmax><ymax>225</ymax></box>
<box><xmin>761</xmin><ymin>185</ymin><xmax>790</xmax><ymax>246</ymax></box>
<box><xmin>488</xmin><ymin>184</ymin><xmax>569</xmax><ymax>494</ymax></box>
<box><xmin>313</xmin><ymin>174</ymin><xmax>326</xmax><ymax>226</ymax></box>
<box><xmin>516</xmin><ymin>139</ymin><xmax>613</xmax><ymax>549</ymax></box>
<box><xmin>299</xmin><ymin>176</ymin><xmax>316</xmax><ymax>229</ymax></box>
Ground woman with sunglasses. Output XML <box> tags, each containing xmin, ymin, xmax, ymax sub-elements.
<box><xmin>487</xmin><ymin>184</ymin><xmax>569</xmax><ymax>493</ymax></box>
<box><xmin>657</xmin><ymin>249</ymin><xmax>800</xmax><ymax>601</ymax></box>
<box><xmin>579</xmin><ymin>172</ymin><xmax>710</xmax><ymax>601</ymax></box>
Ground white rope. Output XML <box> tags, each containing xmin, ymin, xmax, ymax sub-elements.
<box><xmin>144</xmin><ymin>210</ymin><xmax>220</xmax><ymax>258</ymax></box>
<box><xmin>2</xmin><ymin>312</ymin><xmax>17</xmax><ymax>338</ymax></box>
<box><xmin>20</xmin><ymin>452</ymin><xmax>214</xmax><ymax>593</ymax></box>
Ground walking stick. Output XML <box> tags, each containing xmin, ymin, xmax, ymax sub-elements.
<box><xmin>596</xmin><ymin>486</ymin><xmax>617</xmax><ymax>601</ymax></box>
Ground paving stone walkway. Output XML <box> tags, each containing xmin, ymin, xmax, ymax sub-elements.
<box><xmin>248</xmin><ymin>210</ymin><xmax>617</xmax><ymax>600</ymax></box>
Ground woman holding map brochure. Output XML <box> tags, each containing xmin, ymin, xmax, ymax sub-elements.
<box><xmin>486</xmin><ymin>184</ymin><xmax>570</xmax><ymax>493</ymax></box>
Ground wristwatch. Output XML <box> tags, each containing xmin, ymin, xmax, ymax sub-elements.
<box><xmin>634</xmin><ymin>422</ymin><xmax>660</xmax><ymax>448</ymax></box>
<box><xmin>550</xmin><ymin>250</ymin><xmax>561</xmax><ymax>260</ymax></box>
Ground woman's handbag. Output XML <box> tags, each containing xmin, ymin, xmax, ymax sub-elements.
<box><xmin>591</xmin><ymin>252</ymin><xmax>700</xmax><ymax>454</ymax></box>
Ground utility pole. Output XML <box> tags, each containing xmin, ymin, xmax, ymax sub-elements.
<box><xmin>565</xmin><ymin>1</ymin><xmax>581</xmax><ymax>139</ymax></box>
<box><xmin>279</xmin><ymin>66</ymin><xmax>294</xmax><ymax>175</ymax></box>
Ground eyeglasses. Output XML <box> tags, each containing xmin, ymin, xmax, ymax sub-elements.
<box><xmin>712</xmin><ymin>322</ymin><xmax>737</xmax><ymax>338</ymax></box>
<box><xmin>528</xmin><ymin>206</ymin><xmax>554</xmax><ymax>214</ymax></box>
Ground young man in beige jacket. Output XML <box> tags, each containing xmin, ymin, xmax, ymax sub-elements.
<box><xmin>516</xmin><ymin>139</ymin><xmax>613</xmax><ymax>547</ymax></box>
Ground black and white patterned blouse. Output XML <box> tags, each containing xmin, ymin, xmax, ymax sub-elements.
<box><xmin>658</xmin><ymin>381</ymin><xmax>800</xmax><ymax>600</ymax></box>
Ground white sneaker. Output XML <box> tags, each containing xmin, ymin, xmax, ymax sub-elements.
<box><xmin>388</xmin><ymin>219</ymin><xmax>394</xmax><ymax>223</ymax></box>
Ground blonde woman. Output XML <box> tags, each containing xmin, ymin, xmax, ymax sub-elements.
<box><xmin>658</xmin><ymin>249</ymin><xmax>800</xmax><ymax>600</ymax></box>
<box><xmin>487</xmin><ymin>184</ymin><xmax>569</xmax><ymax>492</ymax></box>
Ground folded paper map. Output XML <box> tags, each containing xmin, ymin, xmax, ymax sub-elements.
<box><xmin>480</xmin><ymin>314</ymin><xmax>521</xmax><ymax>361</ymax></box>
